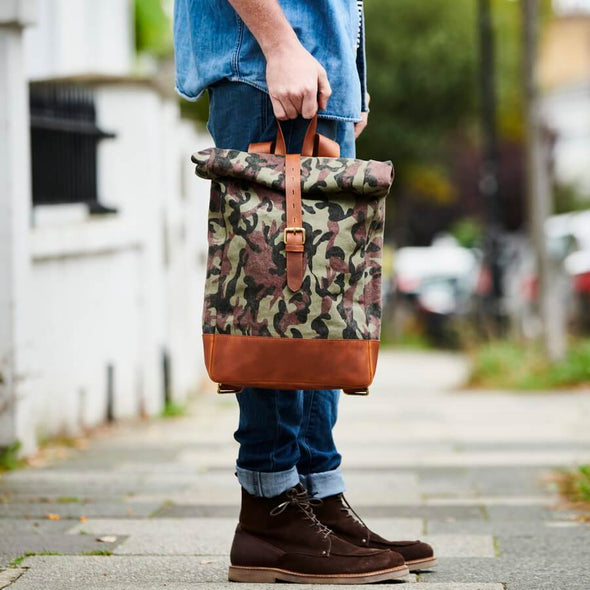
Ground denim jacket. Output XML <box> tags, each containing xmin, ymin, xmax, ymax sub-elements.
<box><xmin>173</xmin><ymin>0</ymin><xmax>368</xmax><ymax>122</ymax></box>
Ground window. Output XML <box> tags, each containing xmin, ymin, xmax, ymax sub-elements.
<box><xmin>30</xmin><ymin>82</ymin><xmax>117</xmax><ymax>213</ymax></box>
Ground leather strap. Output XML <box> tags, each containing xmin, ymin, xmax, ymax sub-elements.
<box><xmin>248</xmin><ymin>115</ymin><xmax>340</xmax><ymax>158</ymax></box>
<box><xmin>246</xmin><ymin>116</ymin><xmax>339</xmax><ymax>293</ymax></box>
<box><xmin>284</xmin><ymin>153</ymin><xmax>305</xmax><ymax>292</ymax></box>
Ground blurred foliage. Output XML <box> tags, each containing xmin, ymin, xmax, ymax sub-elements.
<box><xmin>358</xmin><ymin>0</ymin><xmax>479</xmax><ymax>166</ymax></box>
<box><xmin>380</xmin><ymin>309</ymin><xmax>433</xmax><ymax>350</ymax></box>
<box><xmin>449</xmin><ymin>217</ymin><xmax>484</xmax><ymax>248</ymax></box>
<box><xmin>467</xmin><ymin>338</ymin><xmax>590</xmax><ymax>389</ymax></box>
<box><xmin>0</xmin><ymin>441</ymin><xmax>24</xmax><ymax>473</ymax></box>
<box><xmin>134</xmin><ymin>0</ymin><xmax>173</xmax><ymax>57</ymax></box>
<box><xmin>358</xmin><ymin>0</ymin><xmax>552</xmax><ymax>242</ymax></box>
<box><xmin>556</xmin><ymin>464</ymin><xmax>590</xmax><ymax>505</ymax></box>
<box><xmin>160</xmin><ymin>400</ymin><xmax>188</xmax><ymax>418</ymax></box>
<box><xmin>135</xmin><ymin>0</ymin><xmax>209</xmax><ymax>125</ymax></box>
<box><xmin>570</xmin><ymin>465</ymin><xmax>590</xmax><ymax>502</ymax></box>
<box><xmin>554</xmin><ymin>182</ymin><xmax>590</xmax><ymax>214</ymax></box>
<box><xmin>405</xmin><ymin>164</ymin><xmax>457</xmax><ymax>205</ymax></box>
<box><xmin>179</xmin><ymin>94</ymin><xmax>210</xmax><ymax>127</ymax></box>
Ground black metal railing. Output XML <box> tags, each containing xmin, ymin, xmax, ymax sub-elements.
<box><xmin>30</xmin><ymin>82</ymin><xmax>116</xmax><ymax>213</ymax></box>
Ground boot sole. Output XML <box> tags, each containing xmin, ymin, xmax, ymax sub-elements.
<box><xmin>406</xmin><ymin>557</ymin><xmax>438</xmax><ymax>572</ymax></box>
<box><xmin>228</xmin><ymin>564</ymin><xmax>409</xmax><ymax>584</ymax></box>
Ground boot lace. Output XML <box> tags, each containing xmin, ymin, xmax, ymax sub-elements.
<box><xmin>339</xmin><ymin>494</ymin><xmax>369</xmax><ymax>529</ymax></box>
<box><xmin>269</xmin><ymin>487</ymin><xmax>332</xmax><ymax>538</ymax></box>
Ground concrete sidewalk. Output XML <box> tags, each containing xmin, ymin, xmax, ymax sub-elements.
<box><xmin>1</xmin><ymin>350</ymin><xmax>590</xmax><ymax>589</ymax></box>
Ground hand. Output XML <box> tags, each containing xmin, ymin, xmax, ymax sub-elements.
<box><xmin>265</xmin><ymin>42</ymin><xmax>332</xmax><ymax>120</ymax></box>
<box><xmin>354</xmin><ymin>93</ymin><xmax>370</xmax><ymax>138</ymax></box>
<box><xmin>354</xmin><ymin>112</ymin><xmax>368</xmax><ymax>138</ymax></box>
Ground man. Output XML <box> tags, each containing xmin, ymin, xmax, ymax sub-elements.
<box><xmin>174</xmin><ymin>0</ymin><xmax>436</xmax><ymax>583</ymax></box>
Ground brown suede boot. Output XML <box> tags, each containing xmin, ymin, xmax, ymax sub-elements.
<box><xmin>312</xmin><ymin>493</ymin><xmax>437</xmax><ymax>572</ymax></box>
<box><xmin>229</xmin><ymin>484</ymin><xmax>409</xmax><ymax>583</ymax></box>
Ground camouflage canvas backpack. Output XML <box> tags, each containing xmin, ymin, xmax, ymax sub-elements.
<box><xmin>192</xmin><ymin>117</ymin><xmax>394</xmax><ymax>395</ymax></box>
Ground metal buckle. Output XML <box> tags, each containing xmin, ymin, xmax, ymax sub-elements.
<box><xmin>342</xmin><ymin>387</ymin><xmax>370</xmax><ymax>396</ymax></box>
<box><xmin>284</xmin><ymin>227</ymin><xmax>306</xmax><ymax>244</ymax></box>
<box><xmin>217</xmin><ymin>384</ymin><xmax>243</xmax><ymax>394</ymax></box>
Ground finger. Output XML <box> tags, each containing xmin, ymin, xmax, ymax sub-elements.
<box><xmin>317</xmin><ymin>68</ymin><xmax>332</xmax><ymax>110</ymax></box>
<box><xmin>301</xmin><ymin>84</ymin><xmax>318</xmax><ymax>119</ymax></box>
<box><xmin>354</xmin><ymin>121</ymin><xmax>366</xmax><ymax>139</ymax></box>
<box><xmin>281</xmin><ymin>95</ymin><xmax>300</xmax><ymax>120</ymax></box>
<box><xmin>270</xmin><ymin>96</ymin><xmax>289</xmax><ymax>121</ymax></box>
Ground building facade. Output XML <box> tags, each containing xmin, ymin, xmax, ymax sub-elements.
<box><xmin>0</xmin><ymin>0</ymin><xmax>210</xmax><ymax>454</ymax></box>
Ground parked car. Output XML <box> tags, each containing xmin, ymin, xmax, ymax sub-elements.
<box><xmin>507</xmin><ymin>210</ymin><xmax>590</xmax><ymax>336</ymax></box>
<box><xmin>390</xmin><ymin>237</ymin><xmax>481</xmax><ymax>345</ymax></box>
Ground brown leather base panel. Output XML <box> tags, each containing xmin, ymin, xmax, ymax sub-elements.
<box><xmin>203</xmin><ymin>334</ymin><xmax>380</xmax><ymax>391</ymax></box>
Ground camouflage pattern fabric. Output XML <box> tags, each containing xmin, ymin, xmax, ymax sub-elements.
<box><xmin>192</xmin><ymin>148</ymin><xmax>393</xmax><ymax>340</ymax></box>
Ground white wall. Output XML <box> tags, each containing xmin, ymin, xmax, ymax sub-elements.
<box><xmin>554</xmin><ymin>0</ymin><xmax>590</xmax><ymax>15</ymax></box>
<box><xmin>2</xmin><ymin>0</ymin><xmax>213</xmax><ymax>454</ymax></box>
<box><xmin>23</xmin><ymin>0</ymin><xmax>133</xmax><ymax>79</ymax></box>
<box><xmin>0</xmin><ymin>6</ymin><xmax>36</xmax><ymax>449</ymax></box>
<box><xmin>17</xmin><ymin>82</ymin><xmax>211</xmax><ymax>450</ymax></box>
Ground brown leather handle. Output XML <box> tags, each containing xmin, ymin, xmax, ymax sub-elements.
<box><xmin>248</xmin><ymin>114</ymin><xmax>340</xmax><ymax>157</ymax></box>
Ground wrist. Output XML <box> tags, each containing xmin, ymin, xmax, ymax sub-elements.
<box><xmin>260</xmin><ymin>30</ymin><xmax>301</xmax><ymax>60</ymax></box>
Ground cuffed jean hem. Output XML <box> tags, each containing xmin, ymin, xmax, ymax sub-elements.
<box><xmin>236</xmin><ymin>465</ymin><xmax>301</xmax><ymax>498</ymax></box>
<box><xmin>299</xmin><ymin>467</ymin><xmax>346</xmax><ymax>499</ymax></box>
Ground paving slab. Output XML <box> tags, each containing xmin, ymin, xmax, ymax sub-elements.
<box><xmin>0</xmin><ymin>534</ymin><xmax>124</xmax><ymax>568</ymax></box>
<box><xmin>424</xmin><ymin>495</ymin><xmax>555</xmax><ymax>507</ymax></box>
<box><xmin>0</xmin><ymin>519</ymin><xmax>73</xmax><ymax>535</ymax></box>
<box><xmin>0</xmin><ymin>568</ymin><xmax>25</xmax><ymax>589</ymax></box>
<box><xmin>421</xmin><ymin>535</ymin><xmax>496</xmax><ymax>558</ymax></box>
<box><xmin>0</xmin><ymin>502</ymin><xmax>162</xmax><ymax>519</ymax></box>
<box><xmin>340</xmin><ymin>471</ymin><xmax>421</xmax><ymax>505</ymax></box>
<box><xmin>67</xmin><ymin>518</ymin><xmax>237</xmax><ymax>555</ymax></box>
<box><xmin>152</xmin><ymin>503</ymin><xmax>485</xmax><ymax>520</ymax></box>
<box><xmin>418</xmin><ymin>556</ymin><xmax>590</xmax><ymax>589</ymax></box>
<box><xmin>0</xmin><ymin>471</ymin><xmax>201</xmax><ymax>496</ymax></box>
<box><xmin>409</xmin><ymin>586</ymin><xmax>503</xmax><ymax>589</ymax></box>
<box><xmin>8</xmin><ymin>556</ymin><xmax>504</xmax><ymax>590</ymax></box>
<box><xmin>153</xmin><ymin>504</ymin><xmax>240</xmax><ymax>518</ymax></box>
<box><xmin>484</xmin><ymin>505</ymin><xmax>562</xmax><ymax>521</ymax></box>
<box><xmin>66</xmin><ymin>517</ymin><xmax>425</xmax><ymax>555</ymax></box>
<box><xmin>426</xmin><ymin>518</ymin><xmax>588</xmax><ymax>536</ymax></box>
<box><xmin>8</xmin><ymin>555</ymin><xmax>228</xmax><ymax>588</ymax></box>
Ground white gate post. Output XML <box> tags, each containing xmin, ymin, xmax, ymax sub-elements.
<box><xmin>0</xmin><ymin>0</ymin><xmax>36</xmax><ymax>451</ymax></box>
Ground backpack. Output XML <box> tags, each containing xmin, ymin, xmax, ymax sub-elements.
<box><xmin>192</xmin><ymin>116</ymin><xmax>393</xmax><ymax>395</ymax></box>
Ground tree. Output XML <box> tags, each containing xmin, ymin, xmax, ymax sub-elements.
<box><xmin>358</xmin><ymin>0</ymin><xmax>534</xmax><ymax>245</ymax></box>
<box><xmin>134</xmin><ymin>0</ymin><xmax>173</xmax><ymax>57</ymax></box>
<box><xmin>359</xmin><ymin>0</ymin><xmax>479</xmax><ymax>165</ymax></box>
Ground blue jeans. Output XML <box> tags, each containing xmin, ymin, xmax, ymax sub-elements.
<box><xmin>206</xmin><ymin>79</ymin><xmax>356</xmax><ymax>499</ymax></box>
